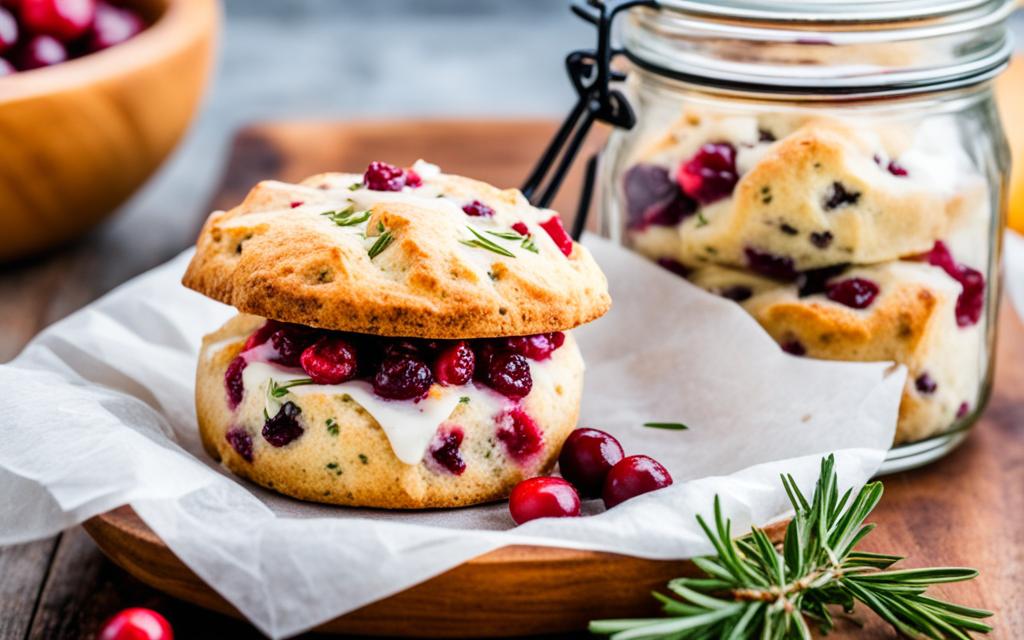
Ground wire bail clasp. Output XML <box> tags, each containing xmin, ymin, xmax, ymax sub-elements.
<box><xmin>520</xmin><ymin>0</ymin><xmax>657</xmax><ymax>239</ymax></box>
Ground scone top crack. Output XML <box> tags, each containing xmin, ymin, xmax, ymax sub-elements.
<box><xmin>183</xmin><ymin>160</ymin><xmax>610</xmax><ymax>339</ymax></box>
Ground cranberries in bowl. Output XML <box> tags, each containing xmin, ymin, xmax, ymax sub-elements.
<box><xmin>0</xmin><ymin>0</ymin><xmax>218</xmax><ymax>261</ymax></box>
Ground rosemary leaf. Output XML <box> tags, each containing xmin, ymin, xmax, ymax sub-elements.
<box><xmin>643</xmin><ymin>422</ymin><xmax>689</xmax><ymax>431</ymax></box>
<box><xmin>460</xmin><ymin>226</ymin><xmax>516</xmax><ymax>258</ymax></box>
<box><xmin>368</xmin><ymin>229</ymin><xmax>394</xmax><ymax>259</ymax></box>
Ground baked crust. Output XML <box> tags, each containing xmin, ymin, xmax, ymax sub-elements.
<box><xmin>183</xmin><ymin>167</ymin><xmax>610</xmax><ymax>338</ymax></box>
<box><xmin>196</xmin><ymin>314</ymin><xmax>584</xmax><ymax>508</ymax></box>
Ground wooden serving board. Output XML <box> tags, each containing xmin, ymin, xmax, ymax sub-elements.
<box><xmin>84</xmin><ymin>121</ymin><xmax>1024</xmax><ymax>638</ymax></box>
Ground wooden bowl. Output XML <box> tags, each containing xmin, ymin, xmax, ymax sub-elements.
<box><xmin>0</xmin><ymin>0</ymin><xmax>219</xmax><ymax>262</ymax></box>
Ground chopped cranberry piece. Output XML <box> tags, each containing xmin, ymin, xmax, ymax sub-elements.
<box><xmin>500</xmin><ymin>332</ymin><xmax>565</xmax><ymax>361</ymax></box>
<box><xmin>0</xmin><ymin>57</ymin><xmax>14</xmax><ymax>75</ymax></box>
<box><xmin>874</xmin><ymin>154</ymin><xmax>909</xmax><ymax>177</ymax></box>
<box><xmin>225</xmin><ymin>428</ymin><xmax>253</xmax><ymax>462</ymax></box>
<box><xmin>497</xmin><ymin>407</ymin><xmax>543</xmax><ymax>461</ymax></box>
<box><xmin>744</xmin><ymin>247</ymin><xmax>797</xmax><ymax>281</ymax></box>
<box><xmin>956</xmin><ymin>402</ymin><xmax>970</xmax><ymax>418</ymax></box>
<box><xmin>363</xmin><ymin>161</ymin><xmax>418</xmax><ymax>192</ymax></box>
<box><xmin>602</xmin><ymin>455</ymin><xmax>673</xmax><ymax>508</ymax></box>
<box><xmin>433</xmin><ymin>341</ymin><xmax>475</xmax><ymax>386</ymax></box>
<box><xmin>262</xmin><ymin>401</ymin><xmax>304</xmax><ymax>447</ymax></box>
<box><xmin>539</xmin><ymin>215</ymin><xmax>573</xmax><ymax>257</ymax></box>
<box><xmin>656</xmin><ymin>258</ymin><xmax>690</xmax><ymax>278</ymax></box>
<box><xmin>15</xmin><ymin>34</ymin><xmax>67</xmax><ymax>70</ymax></box>
<box><xmin>809</xmin><ymin>231</ymin><xmax>834</xmax><ymax>249</ymax></box>
<box><xmin>623</xmin><ymin>164</ymin><xmax>697</xmax><ymax>229</ymax></box>
<box><xmin>0</xmin><ymin>8</ymin><xmax>17</xmax><ymax>55</ymax></box>
<box><xmin>300</xmin><ymin>336</ymin><xmax>358</xmax><ymax>385</ymax></box>
<box><xmin>720</xmin><ymin>285</ymin><xmax>752</xmax><ymax>302</ymax></box>
<box><xmin>921</xmin><ymin>241</ymin><xmax>985</xmax><ymax>327</ymax></box>
<box><xmin>86</xmin><ymin>1</ymin><xmax>143</xmax><ymax>52</ymax></box>
<box><xmin>99</xmin><ymin>607</ymin><xmax>173</xmax><ymax>640</ymax></box>
<box><xmin>269</xmin><ymin>324</ymin><xmax>318</xmax><ymax>367</ymax></box>
<box><xmin>484</xmin><ymin>351</ymin><xmax>533</xmax><ymax>398</ymax></box>
<box><xmin>462</xmin><ymin>200</ymin><xmax>494</xmax><ymax>217</ymax></box>
<box><xmin>373</xmin><ymin>354</ymin><xmax>433</xmax><ymax>400</ymax></box>
<box><xmin>782</xmin><ymin>340</ymin><xmax>806</xmax><ymax>356</ymax></box>
<box><xmin>21</xmin><ymin>0</ymin><xmax>96</xmax><ymax>42</ymax></box>
<box><xmin>797</xmin><ymin>264</ymin><xmax>848</xmax><ymax>298</ymax></box>
<box><xmin>509</xmin><ymin>477</ymin><xmax>580</xmax><ymax>524</ymax></box>
<box><xmin>558</xmin><ymin>428</ymin><xmax>624</xmax><ymax>498</ymax></box>
<box><xmin>915</xmin><ymin>373</ymin><xmax>937</xmax><ymax>394</ymax></box>
<box><xmin>243</xmin><ymin>320</ymin><xmax>281</xmax><ymax>352</ymax></box>
<box><xmin>822</xmin><ymin>182</ymin><xmax>861</xmax><ymax>210</ymax></box>
<box><xmin>676</xmin><ymin>142</ymin><xmax>739</xmax><ymax>205</ymax></box>
<box><xmin>430</xmin><ymin>427</ymin><xmax>466</xmax><ymax>475</ymax></box>
<box><xmin>289</xmin><ymin>201</ymin><xmax>303</xmax><ymax>208</ymax></box>
<box><xmin>511</xmin><ymin>222</ymin><xmax>530</xmax><ymax>236</ymax></box>
<box><xmin>224</xmin><ymin>356</ymin><xmax>247</xmax><ymax>409</ymax></box>
<box><xmin>758</xmin><ymin>128</ymin><xmax>777</xmax><ymax>143</ymax></box>
<box><xmin>825</xmin><ymin>277</ymin><xmax>880</xmax><ymax>309</ymax></box>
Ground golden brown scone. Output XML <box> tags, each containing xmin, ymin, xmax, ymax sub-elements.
<box><xmin>686</xmin><ymin>261</ymin><xmax>982</xmax><ymax>444</ymax></box>
<box><xmin>197</xmin><ymin>314</ymin><xmax>584</xmax><ymax>508</ymax></box>
<box><xmin>183</xmin><ymin>162</ymin><xmax>610</xmax><ymax>339</ymax></box>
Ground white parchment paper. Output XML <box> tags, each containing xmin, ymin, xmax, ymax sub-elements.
<box><xmin>0</xmin><ymin>235</ymin><xmax>903</xmax><ymax>639</ymax></box>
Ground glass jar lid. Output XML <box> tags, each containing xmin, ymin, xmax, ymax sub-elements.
<box><xmin>622</xmin><ymin>0</ymin><xmax>1015</xmax><ymax>96</ymax></box>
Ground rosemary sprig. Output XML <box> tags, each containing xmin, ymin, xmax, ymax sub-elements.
<box><xmin>590</xmin><ymin>455</ymin><xmax>992</xmax><ymax>640</ymax></box>
<box><xmin>322</xmin><ymin>205</ymin><xmax>371</xmax><ymax>227</ymax></box>
<box><xmin>643</xmin><ymin>422</ymin><xmax>689</xmax><ymax>431</ymax></box>
<box><xmin>368</xmin><ymin>221</ymin><xmax>394</xmax><ymax>259</ymax></box>
<box><xmin>264</xmin><ymin>377</ymin><xmax>315</xmax><ymax>419</ymax></box>
<box><xmin>460</xmin><ymin>225</ymin><xmax>516</xmax><ymax>258</ymax></box>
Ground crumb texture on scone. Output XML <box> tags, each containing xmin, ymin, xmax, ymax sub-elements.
<box><xmin>197</xmin><ymin>314</ymin><xmax>584</xmax><ymax>508</ymax></box>
<box><xmin>183</xmin><ymin>164</ymin><xmax>610</xmax><ymax>338</ymax></box>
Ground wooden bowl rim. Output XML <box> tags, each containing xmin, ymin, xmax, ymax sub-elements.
<box><xmin>0</xmin><ymin>0</ymin><xmax>220</xmax><ymax>103</ymax></box>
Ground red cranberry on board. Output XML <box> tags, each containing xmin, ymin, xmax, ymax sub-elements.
<box><xmin>676</xmin><ymin>142</ymin><xmax>738</xmax><ymax>205</ymax></box>
<box><xmin>224</xmin><ymin>355</ymin><xmax>247</xmax><ymax>410</ymax></box>
<box><xmin>0</xmin><ymin>7</ymin><xmax>17</xmax><ymax>55</ymax></box>
<box><xmin>86</xmin><ymin>1</ymin><xmax>143</xmax><ymax>52</ymax></box>
<box><xmin>484</xmin><ymin>350</ymin><xmax>533</xmax><ymax>398</ymax></box>
<box><xmin>15</xmin><ymin>34</ymin><xmax>67</xmax><ymax>70</ymax></box>
<box><xmin>539</xmin><ymin>215</ymin><xmax>573</xmax><ymax>257</ymax></box>
<box><xmin>558</xmin><ymin>428</ymin><xmax>625</xmax><ymax>498</ymax></box>
<box><xmin>433</xmin><ymin>341</ymin><xmax>475</xmax><ymax>386</ymax></box>
<box><xmin>509</xmin><ymin>477</ymin><xmax>581</xmax><ymax>524</ymax></box>
<box><xmin>300</xmin><ymin>336</ymin><xmax>358</xmax><ymax>385</ymax></box>
<box><xmin>21</xmin><ymin>0</ymin><xmax>96</xmax><ymax>41</ymax></box>
<box><xmin>373</xmin><ymin>354</ymin><xmax>433</xmax><ymax>400</ymax></box>
<box><xmin>99</xmin><ymin>607</ymin><xmax>173</xmax><ymax>640</ymax></box>
<box><xmin>825</xmin><ymin>277</ymin><xmax>880</xmax><ymax>309</ymax></box>
<box><xmin>462</xmin><ymin>200</ymin><xmax>494</xmax><ymax>218</ymax></box>
<box><xmin>603</xmin><ymin>455</ymin><xmax>673</xmax><ymax>508</ymax></box>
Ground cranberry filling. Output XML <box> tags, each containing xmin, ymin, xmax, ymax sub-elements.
<box><xmin>300</xmin><ymin>337</ymin><xmax>358</xmax><ymax>385</ymax></box>
<box><xmin>262</xmin><ymin>401</ymin><xmax>304</xmax><ymax>447</ymax></box>
<box><xmin>430</xmin><ymin>427</ymin><xmax>466</xmax><ymax>475</ymax></box>
<box><xmin>462</xmin><ymin>200</ymin><xmax>495</xmax><ymax>218</ymax></box>
<box><xmin>243</xmin><ymin>320</ymin><xmax>280</xmax><ymax>352</ymax></box>
<box><xmin>809</xmin><ymin>231</ymin><xmax>834</xmax><ymax>249</ymax></box>
<box><xmin>484</xmin><ymin>351</ymin><xmax>533</xmax><ymax>398</ymax></box>
<box><xmin>225</xmin><ymin>428</ymin><xmax>253</xmax><ymax>462</ymax></box>
<box><xmin>539</xmin><ymin>215</ymin><xmax>573</xmax><ymax>257</ymax></box>
<box><xmin>224</xmin><ymin>356</ymin><xmax>247</xmax><ymax>409</ymax></box>
<box><xmin>956</xmin><ymin>402</ymin><xmax>970</xmax><ymax>418</ymax></box>
<box><xmin>823</xmin><ymin>182</ymin><xmax>861</xmax><ymax>210</ymax></box>
<box><xmin>825</xmin><ymin>277</ymin><xmax>880</xmax><ymax>309</ymax></box>
<box><xmin>745</xmin><ymin>247</ymin><xmax>798</xmax><ymax>281</ymax></box>
<box><xmin>373</xmin><ymin>355</ymin><xmax>433</xmax><ymax>400</ymax></box>
<box><xmin>497</xmin><ymin>407</ymin><xmax>543</xmax><ymax>461</ymax></box>
<box><xmin>915</xmin><ymin>373</ymin><xmax>937</xmax><ymax>394</ymax></box>
<box><xmin>500</xmin><ymin>332</ymin><xmax>565</xmax><ymax>361</ymax></box>
<box><xmin>269</xmin><ymin>324</ymin><xmax>318</xmax><ymax>368</ymax></box>
<box><xmin>433</xmin><ymin>341</ymin><xmax>475</xmax><ymax>386</ymax></box>
<box><xmin>623</xmin><ymin>164</ymin><xmax>697</xmax><ymax>229</ymax></box>
<box><xmin>677</xmin><ymin>142</ymin><xmax>738</xmax><ymax>205</ymax></box>
<box><xmin>920</xmin><ymin>241</ymin><xmax>985</xmax><ymax>327</ymax></box>
<box><xmin>363</xmin><ymin>161</ymin><xmax>419</xmax><ymax>192</ymax></box>
<box><xmin>874</xmin><ymin>154</ymin><xmax>909</xmax><ymax>177</ymax></box>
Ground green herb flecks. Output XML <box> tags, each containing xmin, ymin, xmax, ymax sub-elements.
<box><xmin>326</xmin><ymin>418</ymin><xmax>339</xmax><ymax>437</ymax></box>
<box><xmin>643</xmin><ymin>422</ymin><xmax>689</xmax><ymax>431</ymax></box>
<box><xmin>696</xmin><ymin>210</ymin><xmax>709</xmax><ymax>227</ymax></box>
<box><xmin>459</xmin><ymin>396</ymin><xmax>470</xmax><ymax>404</ymax></box>
<box><xmin>358</xmin><ymin>454</ymin><xmax>369</xmax><ymax>465</ymax></box>
<box><xmin>460</xmin><ymin>225</ymin><xmax>516</xmax><ymax>258</ymax></box>
<box><xmin>322</xmin><ymin>205</ymin><xmax>371</xmax><ymax>227</ymax></box>
<box><xmin>368</xmin><ymin>221</ymin><xmax>394</xmax><ymax>259</ymax></box>
<box><xmin>590</xmin><ymin>455</ymin><xmax>992</xmax><ymax>640</ymax></box>
<box><xmin>348</xmin><ymin>182</ymin><xmax>362</xmax><ymax>191</ymax></box>
<box><xmin>486</xmin><ymin>230</ymin><xmax>526</xmax><ymax>241</ymax></box>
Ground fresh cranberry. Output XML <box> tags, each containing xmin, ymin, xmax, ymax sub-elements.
<box><xmin>539</xmin><ymin>215</ymin><xmax>573</xmax><ymax>257</ymax></box>
<box><xmin>225</xmin><ymin>428</ymin><xmax>253</xmax><ymax>462</ymax></box>
<box><xmin>720</xmin><ymin>285</ymin><xmax>752</xmax><ymax>302</ymax></box>
<box><xmin>874</xmin><ymin>154</ymin><xmax>908</xmax><ymax>177</ymax></box>
<box><xmin>744</xmin><ymin>247</ymin><xmax>797</xmax><ymax>281</ymax></box>
<box><xmin>269</xmin><ymin>324</ymin><xmax>318</xmax><ymax>367</ymax></box>
<box><xmin>243</xmin><ymin>319</ymin><xmax>280</xmax><ymax>352</ymax></box>
<box><xmin>484</xmin><ymin>351</ymin><xmax>533</xmax><ymax>398</ymax></box>
<box><xmin>602</xmin><ymin>455</ymin><xmax>673</xmax><ymax>508</ymax></box>
<box><xmin>825</xmin><ymin>277</ymin><xmax>879</xmax><ymax>309</ymax></box>
<box><xmin>363</xmin><ymin>161</ymin><xmax>418</xmax><ymax>191</ymax></box>
<box><xmin>289</xmin><ymin>201</ymin><xmax>302</xmax><ymax>208</ymax></box>
<box><xmin>430</xmin><ymin>427</ymin><xmax>465</xmax><ymax>475</ymax></box>
<box><xmin>15</xmin><ymin>34</ymin><xmax>67</xmax><ymax>69</ymax></box>
<box><xmin>86</xmin><ymin>1</ymin><xmax>143</xmax><ymax>52</ymax></box>
<box><xmin>224</xmin><ymin>356</ymin><xmax>247</xmax><ymax>409</ymax></box>
<box><xmin>915</xmin><ymin>373</ymin><xmax>937</xmax><ymax>394</ymax></box>
<box><xmin>558</xmin><ymin>428</ymin><xmax>624</xmax><ymax>498</ymax></box>
<box><xmin>509</xmin><ymin>477</ymin><xmax>580</xmax><ymax>524</ymax></box>
<box><xmin>462</xmin><ymin>200</ymin><xmax>494</xmax><ymax>217</ymax></box>
<box><xmin>823</xmin><ymin>182</ymin><xmax>861</xmax><ymax>210</ymax></box>
<box><xmin>0</xmin><ymin>56</ymin><xmax>14</xmax><ymax>75</ymax></box>
<box><xmin>433</xmin><ymin>341</ymin><xmax>474</xmax><ymax>386</ymax></box>
<box><xmin>0</xmin><ymin>7</ymin><xmax>16</xmax><ymax>54</ymax></box>
<box><xmin>921</xmin><ymin>241</ymin><xmax>985</xmax><ymax>327</ymax></box>
<box><xmin>810</xmin><ymin>231</ymin><xmax>833</xmax><ymax>249</ymax></box>
<box><xmin>99</xmin><ymin>607</ymin><xmax>173</xmax><ymax>640</ymax></box>
<box><xmin>656</xmin><ymin>258</ymin><xmax>690</xmax><ymax>278</ymax></box>
<box><xmin>623</xmin><ymin>164</ymin><xmax>697</xmax><ymax>229</ymax></box>
<box><xmin>373</xmin><ymin>354</ymin><xmax>433</xmax><ymax>400</ymax></box>
<box><xmin>497</xmin><ymin>407</ymin><xmax>543</xmax><ymax>461</ymax></box>
<box><xmin>300</xmin><ymin>336</ymin><xmax>358</xmax><ymax>385</ymax></box>
<box><xmin>21</xmin><ymin>0</ymin><xmax>96</xmax><ymax>41</ymax></box>
<box><xmin>677</xmin><ymin>142</ymin><xmax>738</xmax><ymax>205</ymax></box>
<box><xmin>782</xmin><ymin>340</ymin><xmax>806</xmax><ymax>356</ymax></box>
<box><xmin>262</xmin><ymin>401</ymin><xmax>303</xmax><ymax>447</ymax></box>
<box><xmin>956</xmin><ymin>402</ymin><xmax>970</xmax><ymax>418</ymax></box>
<box><xmin>500</xmin><ymin>332</ymin><xmax>565</xmax><ymax>361</ymax></box>
<box><xmin>511</xmin><ymin>222</ymin><xmax>530</xmax><ymax>236</ymax></box>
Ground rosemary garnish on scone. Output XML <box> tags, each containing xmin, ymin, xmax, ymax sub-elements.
<box><xmin>460</xmin><ymin>225</ymin><xmax>516</xmax><ymax>257</ymax></box>
<box><xmin>590</xmin><ymin>456</ymin><xmax>992</xmax><ymax>640</ymax></box>
<box><xmin>368</xmin><ymin>221</ymin><xmax>395</xmax><ymax>259</ymax></box>
<box><xmin>322</xmin><ymin>205</ymin><xmax>371</xmax><ymax>227</ymax></box>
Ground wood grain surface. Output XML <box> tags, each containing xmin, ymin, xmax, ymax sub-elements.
<box><xmin>1</xmin><ymin>120</ymin><xmax>1022</xmax><ymax>639</ymax></box>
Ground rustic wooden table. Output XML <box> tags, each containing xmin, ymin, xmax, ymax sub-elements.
<box><xmin>1</xmin><ymin>120</ymin><xmax>1021</xmax><ymax>639</ymax></box>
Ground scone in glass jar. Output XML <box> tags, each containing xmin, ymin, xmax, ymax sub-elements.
<box><xmin>598</xmin><ymin>0</ymin><xmax>1014</xmax><ymax>471</ymax></box>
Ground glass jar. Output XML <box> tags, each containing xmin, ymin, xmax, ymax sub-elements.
<box><xmin>597</xmin><ymin>0</ymin><xmax>1014</xmax><ymax>472</ymax></box>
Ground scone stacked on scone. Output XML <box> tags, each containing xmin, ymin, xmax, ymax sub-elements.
<box><xmin>621</xmin><ymin>110</ymin><xmax>989</xmax><ymax>444</ymax></box>
<box><xmin>184</xmin><ymin>160</ymin><xmax>610</xmax><ymax>508</ymax></box>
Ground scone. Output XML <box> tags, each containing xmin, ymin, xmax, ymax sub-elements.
<box><xmin>687</xmin><ymin>258</ymin><xmax>984</xmax><ymax>444</ymax></box>
<box><xmin>184</xmin><ymin>160</ymin><xmax>611</xmax><ymax>508</ymax></box>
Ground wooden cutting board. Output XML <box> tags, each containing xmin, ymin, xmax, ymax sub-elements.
<box><xmin>84</xmin><ymin>120</ymin><xmax>1024</xmax><ymax>638</ymax></box>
